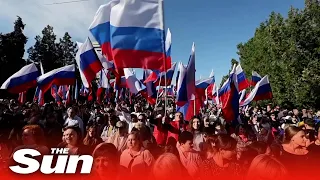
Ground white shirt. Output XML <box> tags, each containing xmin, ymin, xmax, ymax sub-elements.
<box><xmin>64</xmin><ymin>115</ymin><xmax>84</xmax><ymax>136</ymax></box>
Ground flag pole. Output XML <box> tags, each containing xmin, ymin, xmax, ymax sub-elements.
<box><xmin>155</xmin><ymin>75</ymin><xmax>162</xmax><ymax>109</ymax></box>
<box><xmin>160</xmin><ymin>0</ymin><xmax>167</xmax><ymax>117</ymax></box>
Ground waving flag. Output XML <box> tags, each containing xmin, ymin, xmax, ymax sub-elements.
<box><xmin>58</xmin><ymin>85</ymin><xmax>69</xmax><ymax>100</ymax></box>
<box><xmin>219</xmin><ymin>65</ymin><xmax>239</xmax><ymax>122</ymax></box>
<box><xmin>110</xmin><ymin>0</ymin><xmax>170</xmax><ymax>71</ymax></box>
<box><xmin>51</xmin><ymin>85</ymin><xmax>60</xmax><ymax>102</ymax></box>
<box><xmin>18</xmin><ymin>91</ymin><xmax>26</xmax><ymax>104</ymax></box>
<box><xmin>176</xmin><ymin>62</ymin><xmax>187</xmax><ymax>107</ymax></box>
<box><xmin>235</xmin><ymin>64</ymin><xmax>249</xmax><ymax>91</ymax></box>
<box><xmin>80</xmin><ymin>84</ymin><xmax>89</xmax><ymax>96</ymax></box>
<box><xmin>196</xmin><ymin>76</ymin><xmax>215</xmax><ymax>89</ymax></box>
<box><xmin>251</xmin><ymin>71</ymin><xmax>262</xmax><ymax>86</ymax></box>
<box><xmin>207</xmin><ymin>69</ymin><xmax>216</xmax><ymax>99</ymax></box>
<box><xmin>241</xmin><ymin>75</ymin><xmax>272</xmax><ymax>106</ymax></box>
<box><xmin>37</xmin><ymin>64</ymin><xmax>75</xmax><ymax>93</ymax></box>
<box><xmin>186</xmin><ymin>43</ymin><xmax>196</xmax><ymax>101</ymax></box>
<box><xmin>153</xmin><ymin>62</ymin><xmax>177</xmax><ymax>86</ymax></box>
<box><xmin>89</xmin><ymin>1</ymin><xmax>119</xmax><ymax>60</ymax></box>
<box><xmin>239</xmin><ymin>89</ymin><xmax>246</xmax><ymax>103</ymax></box>
<box><xmin>141</xmin><ymin>69</ymin><xmax>157</xmax><ymax>105</ymax></box>
<box><xmin>124</xmin><ymin>68</ymin><xmax>145</xmax><ymax>94</ymax></box>
<box><xmin>76</xmin><ymin>38</ymin><xmax>103</xmax><ymax>88</ymax></box>
<box><xmin>1</xmin><ymin>63</ymin><xmax>39</xmax><ymax>93</ymax></box>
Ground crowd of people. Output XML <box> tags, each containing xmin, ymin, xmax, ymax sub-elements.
<box><xmin>0</xmin><ymin>96</ymin><xmax>319</xmax><ymax>180</ymax></box>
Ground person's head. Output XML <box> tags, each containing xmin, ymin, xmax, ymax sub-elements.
<box><xmin>116</xmin><ymin>121</ymin><xmax>128</xmax><ymax>136</ymax></box>
<box><xmin>108</xmin><ymin>115</ymin><xmax>118</xmax><ymax>127</ymax></box>
<box><xmin>203</xmin><ymin>116</ymin><xmax>210</xmax><ymax>128</ymax></box>
<box><xmin>86</xmin><ymin>126</ymin><xmax>98</xmax><ymax>138</ymax></box>
<box><xmin>63</xmin><ymin>126</ymin><xmax>82</xmax><ymax>146</ymax></box>
<box><xmin>283</xmin><ymin>126</ymin><xmax>306</xmax><ymax>148</ymax></box>
<box><xmin>131</xmin><ymin>114</ymin><xmax>138</xmax><ymax>123</ymax></box>
<box><xmin>178</xmin><ymin>131</ymin><xmax>194</xmax><ymax>152</ymax></box>
<box><xmin>152</xmin><ymin>153</ymin><xmax>182</xmax><ymax>180</ymax></box>
<box><xmin>138</xmin><ymin>114</ymin><xmax>146</xmax><ymax>124</ymax></box>
<box><xmin>246</xmin><ymin>155</ymin><xmax>288</xmax><ymax>180</ymax></box>
<box><xmin>127</xmin><ymin>131</ymin><xmax>142</xmax><ymax>150</ymax></box>
<box><xmin>96</xmin><ymin>115</ymin><xmax>105</xmax><ymax>125</ymax></box>
<box><xmin>304</xmin><ymin>129</ymin><xmax>316</xmax><ymax>147</ymax></box>
<box><xmin>270</xmin><ymin>113</ymin><xmax>276</xmax><ymax>121</ymax></box>
<box><xmin>92</xmin><ymin>143</ymin><xmax>119</xmax><ymax>177</ymax></box>
<box><xmin>67</xmin><ymin>107</ymin><xmax>76</xmax><ymax>119</ymax></box>
<box><xmin>174</xmin><ymin>112</ymin><xmax>183</xmax><ymax>122</ymax></box>
<box><xmin>235</xmin><ymin>124</ymin><xmax>247</xmax><ymax>136</ymax></box>
<box><xmin>214</xmin><ymin>134</ymin><xmax>237</xmax><ymax>160</ymax></box>
<box><xmin>251</xmin><ymin>114</ymin><xmax>258</xmax><ymax>124</ymax></box>
<box><xmin>22</xmin><ymin>125</ymin><xmax>45</xmax><ymax>145</ymax></box>
<box><xmin>304</xmin><ymin>118</ymin><xmax>315</xmax><ymax>130</ymax></box>
<box><xmin>189</xmin><ymin>116</ymin><xmax>201</xmax><ymax>131</ymax></box>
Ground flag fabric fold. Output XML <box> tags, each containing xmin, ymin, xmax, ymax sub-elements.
<box><xmin>251</xmin><ymin>71</ymin><xmax>262</xmax><ymax>86</ymax></box>
<box><xmin>235</xmin><ymin>64</ymin><xmax>249</xmax><ymax>91</ymax></box>
<box><xmin>110</xmin><ymin>0</ymin><xmax>170</xmax><ymax>71</ymax></box>
<box><xmin>1</xmin><ymin>63</ymin><xmax>39</xmax><ymax>93</ymax></box>
<box><xmin>123</xmin><ymin>68</ymin><xmax>145</xmax><ymax>94</ymax></box>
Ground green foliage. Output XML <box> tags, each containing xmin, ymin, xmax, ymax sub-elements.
<box><xmin>0</xmin><ymin>16</ymin><xmax>27</xmax><ymax>84</ymax></box>
<box><xmin>57</xmin><ymin>32</ymin><xmax>77</xmax><ymax>65</ymax></box>
<box><xmin>237</xmin><ymin>0</ymin><xmax>320</xmax><ymax>109</ymax></box>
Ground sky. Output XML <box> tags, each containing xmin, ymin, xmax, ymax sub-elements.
<box><xmin>0</xmin><ymin>0</ymin><xmax>305</xmax><ymax>86</ymax></box>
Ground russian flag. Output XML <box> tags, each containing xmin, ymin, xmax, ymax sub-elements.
<box><xmin>141</xmin><ymin>70</ymin><xmax>157</xmax><ymax>105</ymax></box>
<box><xmin>89</xmin><ymin>1</ymin><xmax>119</xmax><ymax>61</ymax></box>
<box><xmin>153</xmin><ymin>62</ymin><xmax>177</xmax><ymax>86</ymax></box>
<box><xmin>241</xmin><ymin>75</ymin><xmax>272</xmax><ymax>106</ymax></box>
<box><xmin>18</xmin><ymin>91</ymin><xmax>26</xmax><ymax>104</ymax></box>
<box><xmin>123</xmin><ymin>68</ymin><xmax>145</xmax><ymax>94</ymax></box>
<box><xmin>33</xmin><ymin>87</ymin><xmax>40</xmax><ymax>102</ymax></box>
<box><xmin>97</xmin><ymin>52</ymin><xmax>115</xmax><ymax>70</ymax></box>
<box><xmin>77</xmin><ymin>38</ymin><xmax>103</xmax><ymax>87</ymax></box>
<box><xmin>51</xmin><ymin>85</ymin><xmax>60</xmax><ymax>102</ymax></box>
<box><xmin>186</xmin><ymin>43</ymin><xmax>196</xmax><ymax>101</ymax></box>
<box><xmin>37</xmin><ymin>64</ymin><xmax>75</xmax><ymax>93</ymax></box>
<box><xmin>239</xmin><ymin>89</ymin><xmax>246</xmax><ymax>103</ymax></box>
<box><xmin>58</xmin><ymin>85</ymin><xmax>69</xmax><ymax>100</ymax></box>
<box><xmin>251</xmin><ymin>71</ymin><xmax>262</xmax><ymax>86</ymax></box>
<box><xmin>235</xmin><ymin>64</ymin><xmax>249</xmax><ymax>91</ymax></box>
<box><xmin>79</xmin><ymin>84</ymin><xmax>89</xmax><ymax>96</ymax></box>
<box><xmin>218</xmin><ymin>65</ymin><xmax>239</xmax><ymax>123</ymax></box>
<box><xmin>176</xmin><ymin>62</ymin><xmax>188</xmax><ymax>107</ymax></box>
<box><xmin>1</xmin><ymin>63</ymin><xmax>39</xmax><ymax>93</ymax></box>
<box><xmin>110</xmin><ymin>0</ymin><xmax>171</xmax><ymax>71</ymax></box>
<box><xmin>196</xmin><ymin>76</ymin><xmax>215</xmax><ymax>89</ymax></box>
<box><xmin>74</xmin><ymin>80</ymin><xmax>79</xmax><ymax>101</ymax></box>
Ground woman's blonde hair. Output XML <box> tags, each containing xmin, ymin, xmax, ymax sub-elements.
<box><xmin>246</xmin><ymin>154</ymin><xmax>288</xmax><ymax>180</ymax></box>
<box><xmin>151</xmin><ymin>153</ymin><xmax>182</xmax><ymax>180</ymax></box>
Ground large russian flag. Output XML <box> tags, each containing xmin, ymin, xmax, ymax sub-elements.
<box><xmin>218</xmin><ymin>65</ymin><xmax>239</xmax><ymax>122</ymax></box>
<box><xmin>241</xmin><ymin>75</ymin><xmax>272</xmax><ymax>106</ymax></box>
<box><xmin>110</xmin><ymin>0</ymin><xmax>170</xmax><ymax>71</ymax></box>
<box><xmin>77</xmin><ymin>38</ymin><xmax>103</xmax><ymax>87</ymax></box>
<box><xmin>196</xmin><ymin>76</ymin><xmax>215</xmax><ymax>89</ymax></box>
<box><xmin>1</xmin><ymin>63</ymin><xmax>39</xmax><ymax>93</ymax></box>
<box><xmin>176</xmin><ymin>62</ymin><xmax>188</xmax><ymax>107</ymax></box>
<box><xmin>153</xmin><ymin>62</ymin><xmax>176</xmax><ymax>86</ymax></box>
<box><xmin>251</xmin><ymin>71</ymin><xmax>262</xmax><ymax>86</ymax></box>
<box><xmin>235</xmin><ymin>64</ymin><xmax>249</xmax><ymax>91</ymax></box>
<box><xmin>37</xmin><ymin>64</ymin><xmax>75</xmax><ymax>93</ymax></box>
<box><xmin>89</xmin><ymin>0</ymin><xmax>119</xmax><ymax>61</ymax></box>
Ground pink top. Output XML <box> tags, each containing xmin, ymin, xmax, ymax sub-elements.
<box><xmin>177</xmin><ymin>143</ymin><xmax>202</xmax><ymax>178</ymax></box>
<box><xmin>120</xmin><ymin>148</ymin><xmax>154</xmax><ymax>173</ymax></box>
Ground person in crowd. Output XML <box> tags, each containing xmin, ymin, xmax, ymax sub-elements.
<box><xmin>201</xmin><ymin>134</ymin><xmax>241</xmax><ymax>179</ymax></box>
<box><xmin>303</xmin><ymin>118</ymin><xmax>315</xmax><ymax>130</ymax></box>
<box><xmin>150</xmin><ymin>153</ymin><xmax>190</xmax><ymax>180</ymax></box>
<box><xmin>188</xmin><ymin>116</ymin><xmax>205</xmax><ymax>152</ymax></box>
<box><xmin>58</xmin><ymin>126</ymin><xmax>89</xmax><ymax>155</ymax></box>
<box><xmin>89</xmin><ymin>143</ymin><xmax>119</xmax><ymax>180</ymax></box>
<box><xmin>166</xmin><ymin>112</ymin><xmax>188</xmax><ymax>145</ymax></box>
<box><xmin>246</xmin><ymin>154</ymin><xmax>288</xmax><ymax>180</ymax></box>
<box><xmin>119</xmin><ymin>131</ymin><xmax>154</xmax><ymax>178</ymax></box>
<box><xmin>64</xmin><ymin>107</ymin><xmax>84</xmax><ymax>136</ymax></box>
<box><xmin>231</xmin><ymin>124</ymin><xmax>253</xmax><ymax>160</ymax></box>
<box><xmin>83</xmin><ymin>125</ymin><xmax>103</xmax><ymax>153</ymax></box>
<box><xmin>100</xmin><ymin>115</ymin><xmax>118</xmax><ymax>142</ymax></box>
<box><xmin>280</xmin><ymin>126</ymin><xmax>310</xmax><ymax>174</ymax></box>
<box><xmin>108</xmin><ymin>121</ymin><xmax>129</xmax><ymax>153</ymax></box>
<box><xmin>176</xmin><ymin>131</ymin><xmax>202</xmax><ymax>179</ymax></box>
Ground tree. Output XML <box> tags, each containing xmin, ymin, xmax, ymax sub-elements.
<box><xmin>220</xmin><ymin>59</ymin><xmax>239</xmax><ymax>88</ymax></box>
<box><xmin>57</xmin><ymin>32</ymin><xmax>77</xmax><ymax>65</ymax></box>
<box><xmin>0</xmin><ymin>16</ymin><xmax>27</xmax><ymax>84</ymax></box>
<box><xmin>27</xmin><ymin>25</ymin><xmax>63</xmax><ymax>73</ymax></box>
<box><xmin>237</xmin><ymin>0</ymin><xmax>320</xmax><ymax>109</ymax></box>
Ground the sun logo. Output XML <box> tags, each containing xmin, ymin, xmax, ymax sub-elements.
<box><xmin>9</xmin><ymin>148</ymin><xmax>93</xmax><ymax>174</ymax></box>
